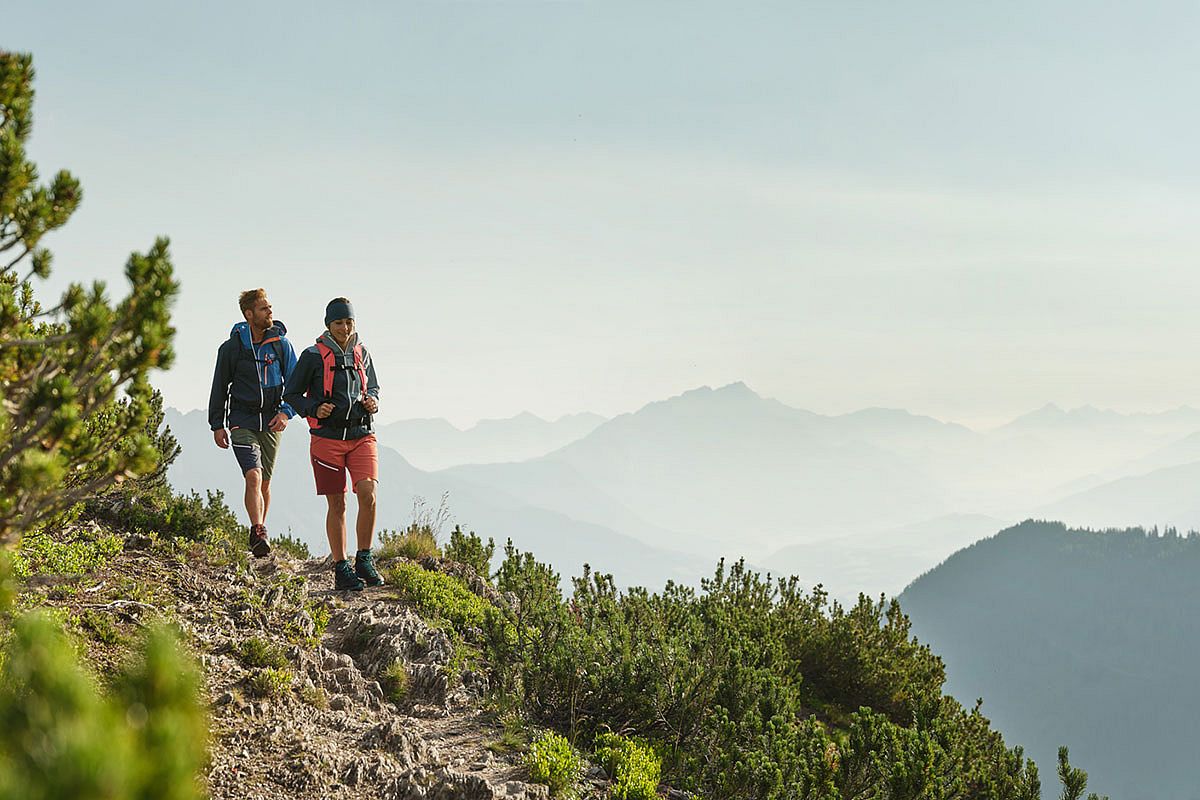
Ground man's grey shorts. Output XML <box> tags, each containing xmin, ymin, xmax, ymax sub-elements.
<box><xmin>230</xmin><ymin>427</ymin><xmax>282</xmax><ymax>481</ymax></box>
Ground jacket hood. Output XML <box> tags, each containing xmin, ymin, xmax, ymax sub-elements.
<box><xmin>230</xmin><ymin>320</ymin><xmax>288</xmax><ymax>349</ymax></box>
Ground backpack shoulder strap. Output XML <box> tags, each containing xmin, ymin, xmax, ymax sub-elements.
<box><xmin>315</xmin><ymin>340</ymin><xmax>336</xmax><ymax>399</ymax></box>
<box><xmin>269</xmin><ymin>337</ymin><xmax>285</xmax><ymax>367</ymax></box>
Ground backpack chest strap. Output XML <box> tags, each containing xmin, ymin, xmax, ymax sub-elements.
<box><xmin>315</xmin><ymin>341</ymin><xmax>368</xmax><ymax>401</ymax></box>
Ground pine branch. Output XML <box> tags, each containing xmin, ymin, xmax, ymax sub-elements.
<box><xmin>29</xmin><ymin>301</ymin><xmax>64</xmax><ymax>318</ymax></box>
<box><xmin>0</xmin><ymin>332</ymin><xmax>75</xmax><ymax>348</ymax></box>
<box><xmin>1</xmin><ymin>244</ymin><xmax>30</xmax><ymax>273</ymax></box>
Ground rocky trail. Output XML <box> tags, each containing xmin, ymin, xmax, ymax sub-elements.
<box><xmin>37</xmin><ymin>530</ymin><xmax>572</xmax><ymax>800</ymax></box>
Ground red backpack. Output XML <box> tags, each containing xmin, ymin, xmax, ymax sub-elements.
<box><xmin>308</xmin><ymin>338</ymin><xmax>368</xmax><ymax>429</ymax></box>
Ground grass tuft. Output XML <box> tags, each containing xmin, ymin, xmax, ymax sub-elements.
<box><xmin>249</xmin><ymin>667</ymin><xmax>293</xmax><ymax>698</ymax></box>
<box><xmin>300</xmin><ymin>685</ymin><xmax>328</xmax><ymax>709</ymax></box>
<box><xmin>272</xmin><ymin>532</ymin><xmax>311</xmax><ymax>560</ymax></box>
<box><xmin>239</xmin><ymin>637</ymin><xmax>288</xmax><ymax>669</ymax></box>
<box><xmin>383</xmin><ymin>659</ymin><xmax>410</xmax><ymax>704</ymax></box>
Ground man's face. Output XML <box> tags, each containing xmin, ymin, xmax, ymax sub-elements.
<box><xmin>244</xmin><ymin>298</ymin><xmax>273</xmax><ymax>329</ymax></box>
<box><xmin>329</xmin><ymin>317</ymin><xmax>355</xmax><ymax>341</ymax></box>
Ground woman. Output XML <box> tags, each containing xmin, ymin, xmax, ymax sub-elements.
<box><xmin>283</xmin><ymin>297</ymin><xmax>382</xmax><ymax>590</ymax></box>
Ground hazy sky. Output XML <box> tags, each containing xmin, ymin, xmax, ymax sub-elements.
<box><xmin>6</xmin><ymin>2</ymin><xmax>1200</xmax><ymax>428</ymax></box>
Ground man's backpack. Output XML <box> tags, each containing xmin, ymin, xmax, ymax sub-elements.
<box><xmin>235</xmin><ymin>333</ymin><xmax>286</xmax><ymax>388</ymax></box>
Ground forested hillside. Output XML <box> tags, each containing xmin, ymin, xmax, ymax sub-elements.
<box><xmin>900</xmin><ymin>520</ymin><xmax>1200</xmax><ymax>800</ymax></box>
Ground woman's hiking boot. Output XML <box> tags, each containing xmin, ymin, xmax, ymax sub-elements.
<box><xmin>249</xmin><ymin>524</ymin><xmax>271</xmax><ymax>558</ymax></box>
<box><xmin>354</xmin><ymin>549</ymin><xmax>383</xmax><ymax>587</ymax></box>
<box><xmin>334</xmin><ymin>559</ymin><xmax>365</xmax><ymax>591</ymax></box>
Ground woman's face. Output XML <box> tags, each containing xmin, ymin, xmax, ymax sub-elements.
<box><xmin>329</xmin><ymin>317</ymin><xmax>355</xmax><ymax>342</ymax></box>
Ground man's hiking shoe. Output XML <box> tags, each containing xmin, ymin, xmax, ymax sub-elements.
<box><xmin>249</xmin><ymin>525</ymin><xmax>271</xmax><ymax>558</ymax></box>
<box><xmin>334</xmin><ymin>559</ymin><xmax>365</xmax><ymax>592</ymax></box>
<box><xmin>355</xmin><ymin>549</ymin><xmax>384</xmax><ymax>587</ymax></box>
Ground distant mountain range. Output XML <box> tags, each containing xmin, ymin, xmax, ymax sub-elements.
<box><xmin>172</xmin><ymin>384</ymin><xmax>1200</xmax><ymax>601</ymax></box>
<box><xmin>899</xmin><ymin>520</ymin><xmax>1200</xmax><ymax>800</ymax></box>
<box><xmin>163</xmin><ymin>409</ymin><xmax>710</xmax><ymax>590</ymax></box>
<box><xmin>1037</xmin><ymin>460</ymin><xmax>1200</xmax><ymax>531</ymax></box>
<box><xmin>375</xmin><ymin>412</ymin><xmax>605</xmax><ymax>471</ymax></box>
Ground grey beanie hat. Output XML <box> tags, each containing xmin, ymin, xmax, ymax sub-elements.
<box><xmin>324</xmin><ymin>299</ymin><xmax>354</xmax><ymax>327</ymax></box>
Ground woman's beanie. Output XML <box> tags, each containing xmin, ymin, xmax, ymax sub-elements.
<box><xmin>325</xmin><ymin>299</ymin><xmax>354</xmax><ymax>327</ymax></box>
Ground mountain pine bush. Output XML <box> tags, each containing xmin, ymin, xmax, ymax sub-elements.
<box><xmin>0</xmin><ymin>51</ymin><xmax>179</xmax><ymax>546</ymax></box>
<box><xmin>473</xmin><ymin>542</ymin><xmax>1051</xmax><ymax>799</ymax></box>
<box><xmin>0</xmin><ymin>614</ymin><xmax>206</xmax><ymax>800</ymax></box>
<box><xmin>0</xmin><ymin>52</ymin><xmax>208</xmax><ymax>798</ymax></box>
<box><xmin>444</xmin><ymin>525</ymin><xmax>495</xmax><ymax>577</ymax></box>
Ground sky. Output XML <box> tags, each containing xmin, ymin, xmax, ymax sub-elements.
<box><xmin>5</xmin><ymin>1</ymin><xmax>1200</xmax><ymax>429</ymax></box>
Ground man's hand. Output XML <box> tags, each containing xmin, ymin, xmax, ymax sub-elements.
<box><xmin>362</xmin><ymin>396</ymin><xmax>378</xmax><ymax>414</ymax></box>
<box><xmin>316</xmin><ymin>402</ymin><xmax>335</xmax><ymax>419</ymax></box>
<box><xmin>268</xmin><ymin>412</ymin><xmax>289</xmax><ymax>432</ymax></box>
<box><xmin>213</xmin><ymin>429</ymin><xmax>230</xmax><ymax>449</ymax></box>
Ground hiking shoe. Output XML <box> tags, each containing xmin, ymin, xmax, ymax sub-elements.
<box><xmin>249</xmin><ymin>524</ymin><xmax>271</xmax><ymax>558</ymax></box>
<box><xmin>355</xmin><ymin>549</ymin><xmax>384</xmax><ymax>587</ymax></box>
<box><xmin>334</xmin><ymin>559</ymin><xmax>366</xmax><ymax>591</ymax></box>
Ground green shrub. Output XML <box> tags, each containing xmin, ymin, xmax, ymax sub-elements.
<box><xmin>111</xmin><ymin>625</ymin><xmax>209</xmax><ymax>800</ymax></box>
<box><xmin>0</xmin><ymin>614</ymin><xmax>206</xmax><ymax>800</ymax></box>
<box><xmin>286</xmin><ymin>599</ymin><xmax>331</xmax><ymax>646</ymax></box>
<box><xmin>272</xmin><ymin>532</ymin><xmax>311</xmax><ymax>560</ymax></box>
<box><xmin>238</xmin><ymin>637</ymin><xmax>288</xmax><ymax>669</ymax></box>
<box><xmin>526</xmin><ymin>731</ymin><xmax>581</xmax><ymax>797</ymax></box>
<box><xmin>88</xmin><ymin>486</ymin><xmax>240</xmax><ymax>544</ymax></box>
<box><xmin>77</xmin><ymin>609</ymin><xmax>122</xmax><ymax>646</ymax></box>
<box><xmin>385</xmin><ymin>562</ymin><xmax>499</xmax><ymax>630</ymax></box>
<box><xmin>444</xmin><ymin>526</ymin><xmax>495</xmax><ymax>578</ymax></box>
<box><xmin>383</xmin><ymin>659</ymin><xmax>409</xmax><ymax>704</ymax></box>
<box><xmin>11</xmin><ymin>528</ymin><xmax>122</xmax><ymax>579</ymax></box>
<box><xmin>248</xmin><ymin>668</ymin><xmax>292</xmax><ymax>699</ymax></box>
<box><xmin>307</xmin><ymin>600</ymin><xmax>331</xmax><ymax>638</ymax></box>
<box><xmin>594</xmin><ymin>733</ymin><xmax>661</xmax><ymax>800</ymax></box>
<box><xmin>379</xmin><ymin>527</ymin><xmax>440</xmax><ymax>561</ymax></box>
<box><xmin>478</xmin><ymin>547</ymin><xmax>1045</xmax><ymax>800</ymax></box>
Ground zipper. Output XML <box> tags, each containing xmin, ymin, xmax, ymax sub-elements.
<box><xmin>342</xmin><ymin>336</ymin><xmax>352</xmax><ymax>440</ymax></box>
<box><xmin>326</xmin><ymin>334</ymin><xmax>353</xmax><ymax>441</ymax></box>
<box><xmin>253</xmin><ymin>337</ymin><xmax>265</xmax><ymax>429</ymax></box>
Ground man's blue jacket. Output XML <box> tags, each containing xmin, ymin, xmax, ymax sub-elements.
<box><xmin>207</xmin><ymin>321</ymin><xmax>298</xmax><ymax>431</ymax></box>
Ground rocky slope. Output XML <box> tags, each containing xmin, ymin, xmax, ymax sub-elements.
<box><xmin>17</xmin><ymin>526</ymin><xmax>615</xmax><ymax>800</ymax></box>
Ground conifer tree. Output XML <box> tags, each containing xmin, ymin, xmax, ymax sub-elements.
<box><xmin>1057</xmin><ymin>746</ymin><xmax>1107</xmax><ymax>800</ymax></box>
<box><xmin>0</xmin><ymin>52</ymin><xmax>205</xmax><ymax>800</ymax></box>
<box><xmin>0</xmin><ymin>51</ymin><xmax>179</xmax><ymax>545</ymax></box>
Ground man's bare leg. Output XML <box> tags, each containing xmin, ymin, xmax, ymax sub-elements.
<box><xmin>354</xmin><ymin>479</ymin><xmax>377</xmax><ymax>552</ymax></box>
<box><xmin>261</xmin><ymin>479</ymin><xmax>272</xmax><ymax>522</ymax></box>
<box><xmin>244</xmin><ymin>469</ymin><xmax>264</xmax><ymax>527</ymax></box>
<box><xmin>326</xmin><ymin>493</ymin><xmax>348</xmax><ymax>562</ymax></box>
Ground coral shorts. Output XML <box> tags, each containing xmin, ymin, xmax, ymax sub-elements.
<box><xmin>310</xmin><ymin>434</ymin><xmax>379</xmax><ymax>495</ymax></box>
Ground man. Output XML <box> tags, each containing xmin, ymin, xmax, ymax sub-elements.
<box><xmin>283</xmin><ymin>297</ymin><xmax>382</xmax><ymax>591</ymax></box>
<box><xmin>208</xmin><ymin>289</ymin><xmax>298</xmax><ymax>557</ymax></box>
